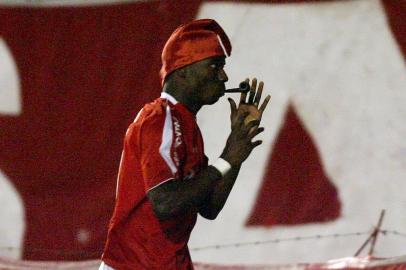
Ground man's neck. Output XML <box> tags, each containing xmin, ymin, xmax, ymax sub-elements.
<box><xmin>162</xmin><ymin>85</ymin><xmax>202</xmax><ymax>115</ymax></box>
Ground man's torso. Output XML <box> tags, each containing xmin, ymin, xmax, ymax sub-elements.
<box><xmin>102</xmin><ymin>94</ymin><xmax>207</xmax><ymax>270</ymax></box>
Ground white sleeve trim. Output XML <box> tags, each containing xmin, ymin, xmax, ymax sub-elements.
<box><xmin>147</xmin><ymin>177</ymin><xmax>175</xmax><ymax>192</ymax></box>
<box><xmin>158</xmin><ymin>105</ymin><xmax>177</xmax><ymax>174</ymax></box>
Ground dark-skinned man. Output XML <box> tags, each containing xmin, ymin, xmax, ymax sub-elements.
<box><xmin>100</xmin><ymin>19</ymin><xmax>271</xmax><ymax>270</ymax></box>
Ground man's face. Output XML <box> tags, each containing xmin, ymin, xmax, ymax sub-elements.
<box><xmin>186</xmin><ymin>56</ymin><xmax>228</xmax><ymax>105</ymax></box>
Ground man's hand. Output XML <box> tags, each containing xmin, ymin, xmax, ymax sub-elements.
<box><xmin>220</xmin><ymin>78</ymin><xmax>271</xmax><ymax>167</ymax></box>
<box><xmin>238</xmin><ymin>78</ymin><xmax>271</xmax><ymax>126</ymax></box>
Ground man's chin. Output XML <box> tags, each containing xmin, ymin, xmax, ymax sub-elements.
<box><xmin>211</xmin><ymin>94</ymin><xmax>224</xmax><ymax>104</ymax></box>
<box><xmin>203</xmin><ymin>92</ymin><xmax>224</xmax><ymax>105</ymax></box>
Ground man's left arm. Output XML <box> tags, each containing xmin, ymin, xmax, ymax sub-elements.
<box><xmin>198</xmin><ymin>164</ymin><xmax>241</xmax><ymax>220</ymax></box>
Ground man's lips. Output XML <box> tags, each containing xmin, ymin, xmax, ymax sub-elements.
<box><xmin>219</xmin><ymin>85</ymin><xmax>226</xmax><ymax>96</ymax></box>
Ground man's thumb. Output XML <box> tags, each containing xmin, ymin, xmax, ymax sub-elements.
<box><xmin>228</xmin><ymin>98</ymin><xmax>237</xmax><ymax>112</ymax></box>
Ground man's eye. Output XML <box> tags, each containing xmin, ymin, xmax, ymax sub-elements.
<box><xmin>210</xmin><ymin>63</ymin><xmax>223</xmax><ymax>69</ymax></box>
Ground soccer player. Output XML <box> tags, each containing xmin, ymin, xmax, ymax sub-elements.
<box><xmin>100</xmin><ymin>19</ymin><xmax>270</xmax><ymax>270</ymax></box>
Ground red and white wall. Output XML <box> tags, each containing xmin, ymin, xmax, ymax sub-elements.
<box><xmin>0</xmin><ymin>0</ymin><xmax>405</xmax><ymax>265</ymax></box>
<box><xmin>194</xmin><ymin>0</ymin><xmax>406</xmax><ymax>264</ymax></box>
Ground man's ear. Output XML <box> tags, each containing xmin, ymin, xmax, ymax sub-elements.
<box><xmin>173</xmin><ymin>65</ymin><xmax>195</xmax><ymax>87</ymax></box>
<box><xmin>176</xmin><ymin>67</ymin><xmax>188</xmax><ymax>79</ymax></box>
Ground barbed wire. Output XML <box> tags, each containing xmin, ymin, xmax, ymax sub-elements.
<box><xmin>191</xmin><ymin>229</ymin><xmax>406</xmax><ymax>251</ymax></box>
<box><xmin>0</xmin><ymin>229</ymin><xmax>405</xmax><ymax>254</ymax></box>
<box><xmin>380</xmin><ymin>230</ymin><xmax>406</xmax><ymax>238</ymax></box>
<box><xmin>190</xmin><ymin>231</ymin><xmax>371</xmax><ymax>251</ymax></box>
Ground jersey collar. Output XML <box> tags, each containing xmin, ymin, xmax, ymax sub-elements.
<box><xmin>160</xmin><ymin>92</ymin><xmax>178</xmax><ymax>105</ymax></box>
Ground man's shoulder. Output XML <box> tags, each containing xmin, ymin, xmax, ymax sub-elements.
<box><xmin>144</xmin><ymin>98</ymin><xmax>168</xmax><ymax>115</ymax></box>
<box><xmin>127</xmin><ymin>98</ymin><xmax>168</xmax><ymax>132</ymax></box>
<box><xmin>140</xmin><ymin>98</ymin><xmax>169</xmax><ymax>123</ymax></box>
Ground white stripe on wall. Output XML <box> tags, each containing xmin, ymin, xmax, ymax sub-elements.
<box><xmin>159</xmin><ymin>106</ymin><xmax>177</xmax><ymax>175</ymax></box>
<box><xmin>0</xmin><ymin>38</ymin><xmax>21</xmax><ymax>115</ymax></box>
<box><xmin>99</xmin><ymin>262</ymin><xmax>115</xmax><ymax>270</ymax></box>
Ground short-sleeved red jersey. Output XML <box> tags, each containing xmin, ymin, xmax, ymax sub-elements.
<box><xmin>102</xmin><ymin>93</ymin><xmax>207</xmax><ymax>270</ymax></box>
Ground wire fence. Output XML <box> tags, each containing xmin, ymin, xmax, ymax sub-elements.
<box><xmin>0</xmin><ymin>229</ymin><xmax>405</xmax><ymax>255</ymax></box>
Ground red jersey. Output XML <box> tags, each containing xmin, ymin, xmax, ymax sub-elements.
<box><xmin>102</xmin><ymin>93</ymin><xmax>207</xmax><ymax>270</ymax></box>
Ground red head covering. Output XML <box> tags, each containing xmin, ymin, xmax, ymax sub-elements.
<box><xmin>160</xmin><ymin>19</ymin><xmax>232</xmax><ymax>85</ymax></box>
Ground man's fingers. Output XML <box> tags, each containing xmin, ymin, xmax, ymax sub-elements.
<box><xmin>248</xmin><ymin>127</ymin><xmax>264</xmax><ymax>140</ymax></box>
<box><xmin>245</xmin><ymin>119</ymin><xmax>260</xmax><ymax>130</ymax></box>
<box><xmin>248</xmin><ymin>78</ymin><xmax>257</xmax><ymax>104</ymax></box>
<box><xmin>239</xmin><ymin>78</ymin><xmax>249</xmax><ymax>105</ymax></box>
<box><xmin>251</xmin><ymin>140</ymin><xmax>263</xmax><ymax>148</ymax></box>
<box><xmin>259</xmin><ymin>94</ymin><xmax>271</xmax><ymax>113</ymax></box>
<box><xmin>228</xmin><ymin>98</ymin><xmax>237</xmax><ymax>114</ymax></box>
<box><xmin>254</xmin><ymin>81</ymin><xmax>264</xmax><ymax>107</ymax></box>
<box><xmin>238</xmin><ymin>111</ymin><xmax>250</xmax><ymax>123</ymax></box>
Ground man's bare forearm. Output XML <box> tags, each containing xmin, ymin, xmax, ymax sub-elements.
<box><xmin>198</xmin><ymin>164</ymin><xmax>241</xmax><ymax>219</ymax></box>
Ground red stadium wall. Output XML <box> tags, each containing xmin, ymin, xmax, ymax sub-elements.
<box><xmin>0</xmin><ymin>1</ymin><xmax>201</xmax><ymax>260</ymax></box>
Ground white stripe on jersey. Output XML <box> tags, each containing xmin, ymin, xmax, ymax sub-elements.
<box><xmin>159</xmin><ymin>105</ymin><xmax>177</xmax><ymax>175</ymax></box>
<box><xmin>133</xmin><ymin>108</ymin><xmax>144</xmax><ymax>123</ymax></box>
<box><xmin>115</xmin><ymin>150</ymin><xmax>125</xmax><ymax>199</ymax></box>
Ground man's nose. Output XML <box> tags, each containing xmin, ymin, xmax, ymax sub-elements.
<box><xmin>218</xmin><ymin>69</ymin><xmax>228</xmax><ymax>82</ymax></box>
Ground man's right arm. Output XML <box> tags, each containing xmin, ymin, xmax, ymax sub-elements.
<box><xmin>147</xmin><ymin>165</ymin><xmax>222</xmax><ymax>220</ymax></box>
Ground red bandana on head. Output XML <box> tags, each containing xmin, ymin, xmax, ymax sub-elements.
<box><xmin>160</xmin><ymin>19</ymin><xmax>232</xmax><ymax>85</ymax></box>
